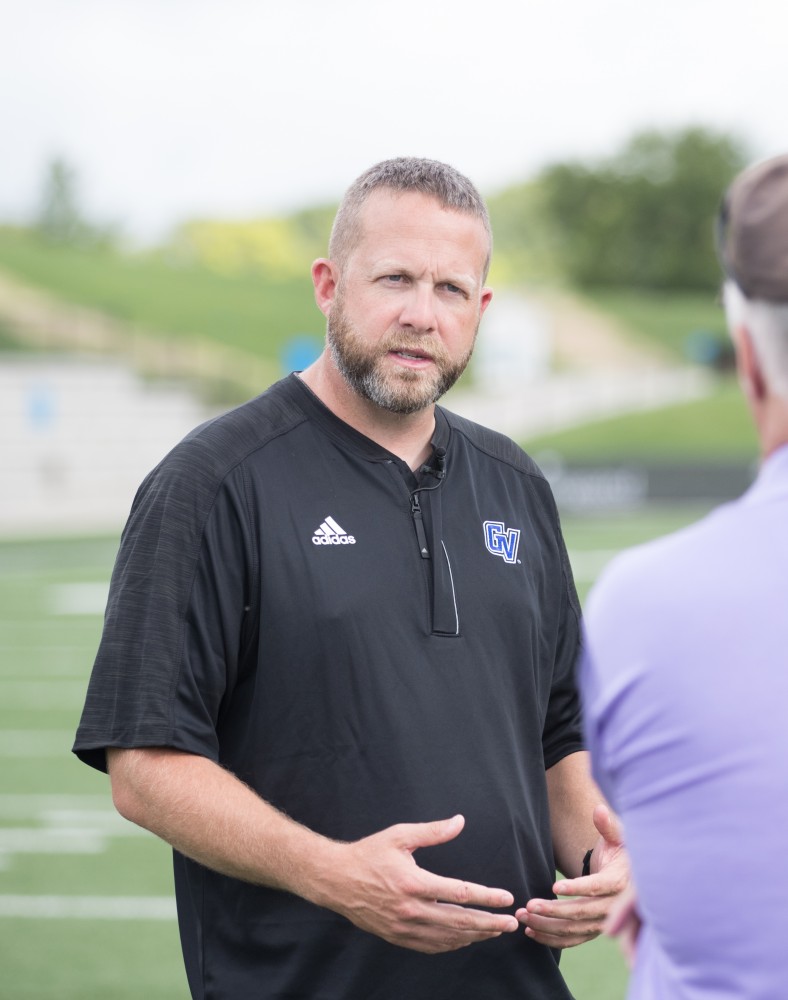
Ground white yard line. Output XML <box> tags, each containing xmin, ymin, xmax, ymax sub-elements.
<box><xmin>0</xmin><ymin>828</ymin><xmax>107</xmax><ymax>854</ymax></box>
<box><xmin>0</xmin><ymin>794</ymin><xmax>110</xmax><ymax>816</ymax></box>
<box><xmin>0</xmin><ymin>644</ymin><xmax>92</xmax><ymax>651</ymax></box>
<box><xmin>48</xmin><ymin>583</ymin><xmax>109</xmax><ymax>615</ymax></box>
<box><xmin>0</xmin><ymin>620</ymin><xmax>100</xmax><ymax>632</ymax></box>
<box><xmin>0</xmin><ymin>730</ymin><xmax>79</xmax><ymax>756</ymax></box>
<box><xmin>0</xmin><ymin>895</ymin><xmax>176</xmax><ymax>920</ymax></box>
<box><xmin>0</xmin><ymin>659</ymin><xmax>89</xmax><ymax>678</ymax></box>
<box><xmin>0</xmin><ymin>680</ymin><xmax>87</xmax><ymax>708</ymax></box>
<box><xmin>0</xmin><ymin>567</ymin><xmax>112</xmax><ymax>582</ymax></box>
<box><xmin>0</xmin><ymin>795</ymin><xmax>151</xmax><ymax>871</ymax></box>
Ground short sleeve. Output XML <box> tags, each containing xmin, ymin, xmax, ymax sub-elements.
<box><xmin>73</xmin><ymin>447</ymin><xmax>255</xmax><ymax>772</ymax></box>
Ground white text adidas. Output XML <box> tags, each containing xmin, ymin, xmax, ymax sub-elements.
<box><xmin>312</xmin><ymin>515</ymin><xmax>356</xmax><ymax>546</ymax></box>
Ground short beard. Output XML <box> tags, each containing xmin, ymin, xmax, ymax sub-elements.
<box><xmin>327</xmin><ymin>297</ymin><xmax>476</xmax><ymax>416</ymax></box>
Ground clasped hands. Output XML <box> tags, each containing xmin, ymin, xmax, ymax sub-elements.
<box><xmin>323</xmin><ymin>804</ymin><xmax>629</xmax><ymax>955</ymax></box>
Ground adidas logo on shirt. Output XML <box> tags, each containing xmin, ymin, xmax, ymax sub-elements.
<box><xmin>312</xmin><ymin>515</ymin><xmax>356</xmax><ymax>546</ymax></box>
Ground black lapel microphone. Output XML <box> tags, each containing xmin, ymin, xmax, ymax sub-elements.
<box><xmin>421</xmin><ymin>447</ymin><xmax>447</xmax><ymax>480</ymax></box>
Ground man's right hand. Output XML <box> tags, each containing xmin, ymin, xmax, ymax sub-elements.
<box><xmin>320</xmin><ymin>814</ymin><xmax>519</xmax><ymax>954</ymax></box>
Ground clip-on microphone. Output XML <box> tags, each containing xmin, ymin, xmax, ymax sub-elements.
<box><xmin>421</xmin><ymin>447</ymin><xmax>447</xmax><ymax>479</ymax></box>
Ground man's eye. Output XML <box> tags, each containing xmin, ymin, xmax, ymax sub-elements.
<box><xmin>385</xmin><ymin>274</ymin><xmax>405</xmax><ymax>283</ymax></box>
<box><xmin>444</xmin><ymin>283</ymin><xmax>465</xmax><ymax>295</ymax></box>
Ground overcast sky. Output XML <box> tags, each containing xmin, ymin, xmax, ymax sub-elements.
<box><xmin>3</xmin><ymin>0</ymin><xmax>787</xmax><ymax>243</ymax></box>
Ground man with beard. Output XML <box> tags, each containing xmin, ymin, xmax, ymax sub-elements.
<box><xmin>74</xmin><ymin>157</ymin><xmax>628</xmax><ymax>1000</ymax></box>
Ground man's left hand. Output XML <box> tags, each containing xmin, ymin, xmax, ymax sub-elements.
<box><xmin>515</xmin><ymin>803</ymin><xmax>629</xmax><ymax>949</ymax></box>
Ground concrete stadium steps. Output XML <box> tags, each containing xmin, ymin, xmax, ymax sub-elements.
<box><xmin>1</xmin><ymin>356</ymin><xmax>210</xmax><ymax>536</ymax></box>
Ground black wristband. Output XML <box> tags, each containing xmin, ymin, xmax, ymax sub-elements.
<box><xmin>581</xmin><ymin>848</ymin><xmax>593</xmax><ymax>877</ymax></box>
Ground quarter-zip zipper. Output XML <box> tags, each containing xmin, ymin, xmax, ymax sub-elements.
<box><xmin>410</xmin><ymin>482</ymin><xmax>460</xmax><ymax>636</ymax></box>
<box><xmin>386</xmin><ymin>456</ymin><xmax>459</xmax><ymax>637</ymax></box>
<box><xmin>410</xmin><ymin>492</ymin><xmax>431</xmax><ymax>559</ymax></box>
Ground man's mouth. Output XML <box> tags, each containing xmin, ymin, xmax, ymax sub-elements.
<box><xmin>391</xmin><ymin>349</ymin><xmax>433</xmax><ymax>362</ymax></box>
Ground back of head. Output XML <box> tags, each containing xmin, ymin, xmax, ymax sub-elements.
<box><xmin>717</xmin><ymin>154</ymin><xmax>788</xmax><ymax>400</ymax></box>
<box><xmin>329</xmin><ymin>157</ymin><xmax>492</xmax><ymax>278</ymax></box>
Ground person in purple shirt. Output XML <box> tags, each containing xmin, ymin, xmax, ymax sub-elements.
<box><xmin>580</xmin><ymin>153</ymin><xmax>788</xmax><ymax>999</ymax></box>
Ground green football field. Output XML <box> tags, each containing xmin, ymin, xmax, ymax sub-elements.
<box><xmin>0</xmin><ymin>506</ymin><xmax>715</xmax><ymax>999</ymax></box>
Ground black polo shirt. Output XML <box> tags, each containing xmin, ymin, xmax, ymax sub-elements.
<box><xmin>74</xmin><ymin>373</ymin><xmax>583</xmax><ymax>1000</ymax></box>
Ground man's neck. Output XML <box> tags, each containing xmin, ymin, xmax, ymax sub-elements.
<box><xmin>297</xmin><ymin>362</ymin><xmax>436</xmax><ymax>472</ymax></box>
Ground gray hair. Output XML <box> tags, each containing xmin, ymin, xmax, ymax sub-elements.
<box><xmin>723</xmin><ymin>280</ymin><xmax>788</xmax><ymax>399</ymax></box>
<box><xmin>328</xmin><ymin>157</ymin><xmax>492</xmax><ymax>280</ymax></box>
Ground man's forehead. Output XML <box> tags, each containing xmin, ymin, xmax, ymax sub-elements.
<box><xmin>353</xmin><ymin>190</ymin><xmax>489</xmax><ymax>261</ymax></box>
<box><xmin>358</xmin><ymin>188</ymin><xmax>480</xmax><ymax>227</ymax></box>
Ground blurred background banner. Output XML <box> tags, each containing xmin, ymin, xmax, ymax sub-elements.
<box><xmin>0</xmin><ymin>1</ymin><xmax>782</xmax><ymax>996</ymax></box>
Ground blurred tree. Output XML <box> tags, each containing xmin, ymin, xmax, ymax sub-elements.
<box><xmin>487</xmin><ymin>179</ymin><xmax>563</xmax><ymax>285</ymax></box>
<box><xmin>289</xmin><ymin>203</ymin><xmax>337</xmax><ymax>257</ymax></box>
<box><xmin>167</xmin><ymin>203</ymin><xmax>337</xmax><ymax>281</ymax></box>
<box><xmin>36</xmin><ymin>158</ymin><xmax>89</xmax><ymax>244</ymax></box>
<box><xmin>35</xmin><ymin>157</ymin><xmax>117</xmax><ymax>248</ymax></box>
<box><xmin>535</xmin><ymin>127</ymin><xmax>748</xmax><ymax>291</ymax></box>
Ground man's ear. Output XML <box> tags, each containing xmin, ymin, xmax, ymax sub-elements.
<box><xmin>312</xmin><ymin>259</ymin><xmax>340</xmax><ymax>317</ymax></box>
<box><xmin>735</xmin><ymin>324</ymin><xmax>767</xmax><ymax>403</ymax></box>
<box><xmin>480</xmin><ymin>287</ymin><xmax>493</xmax><ymax>317</ymax></box>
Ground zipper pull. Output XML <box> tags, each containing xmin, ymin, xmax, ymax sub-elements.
<box><xmin>410</xmin><ymin>493</ymin><xmax>430</xmax><ymax>559</ymax></box>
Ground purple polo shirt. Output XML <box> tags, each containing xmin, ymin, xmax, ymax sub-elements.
<box><xmin>580</xmin><ymin>444</ymin><xmax>788</xmax><ymax>1000</ymax></box>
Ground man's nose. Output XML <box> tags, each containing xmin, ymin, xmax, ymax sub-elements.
<box><xmin>398</xmin><ymin>285</ymin><xmax>437</xmax><ymax>333</ymax></box>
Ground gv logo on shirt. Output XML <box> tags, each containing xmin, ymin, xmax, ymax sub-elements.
<box><xmin>483</xmin><ymin>520</ymin><xmax>520</xmax><ymax>564</ymax></box>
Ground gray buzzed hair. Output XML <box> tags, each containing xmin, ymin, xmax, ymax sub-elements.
<box><xmin>329</xmin><ymin>157</ymin><xmax>492</xmax><ymax>279</ymax></box>
<box><xmin>724</xmin><ymin>280</ymin><xmax>788</xmax><ymax>400</ymax></box>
